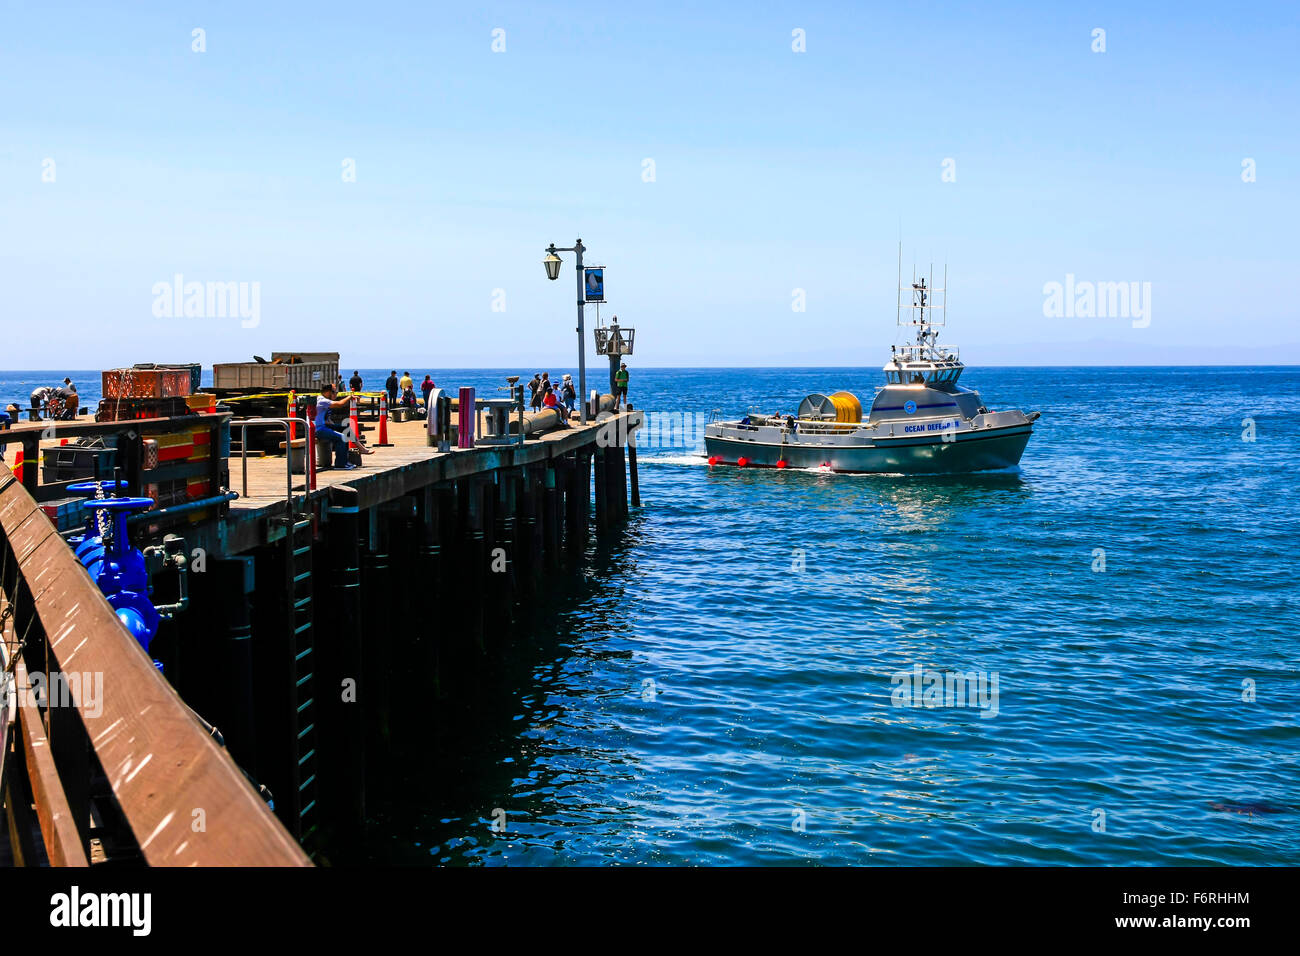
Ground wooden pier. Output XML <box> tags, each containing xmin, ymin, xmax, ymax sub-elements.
<box><xmin>0</xmin><ymin>400</ymin><xmax>643</xmax><ymax>865</ymax></box>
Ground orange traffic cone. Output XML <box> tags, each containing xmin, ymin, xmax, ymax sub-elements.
<box><xmin>375</xmin><ymin>392</ymin><xmax>392</xmax><ymax>446</ymax></box>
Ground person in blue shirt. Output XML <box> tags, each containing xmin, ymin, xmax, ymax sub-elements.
<box><xmin>314</xmin><ymin>384</ymin><xmax>356</xmax><ymax>470</ymax></box>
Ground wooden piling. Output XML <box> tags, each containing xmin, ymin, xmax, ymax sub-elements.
<box><xmin>594</xmin><ymin>446</ymin><xmax>608</xmax><ymax>531</ymax></box>
<box><xmin>543</xmin><ymin>464</ymin><xmax>561</xmax><ymax>559</ymax></box>
<box><xmin>495</xmin><ymin>470</ymin><xmax>518</xmax><ymax>622</ymax></box>
<box><xmin>417</xmin><ymin>486</ymin><xmax>444</xmax><ymax>694</ymax></box>
<box><xmin>564</xmin><ymin>454</ymin><xmax>583</xmax><ymax>550</ymax></box>
<box><xmin>324</xmin><ymin>493</ymin><xmax>365</xmax><ymax>828</ymax></box>
<box><xmin>362</xmin><ymin>508</ymin><xmax>393</xmax><ymax>761</ymax></box>
<box><xmin>461</xmin><ymin>478</ymin><xmax>487</xmax><ymax>652</ymax></box>
<box><xmin>214</xmin><ymin>556</ymin><xmax>258</xmax><ymax>770</ymax></box>
<box><xmin>613</xmin><ymin>444</ymin><xmax>628</xmax><ymax>518</ymax></box>
<box><xmin>628</xmin><ymin>441</ymin><xmax>640</xmax><ymax>507</ymax></box>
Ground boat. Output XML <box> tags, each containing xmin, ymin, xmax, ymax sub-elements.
<box><xmin>703</xmin><ymin>261</ymin><xmax>1040</xmax><ymax>473</ymax></box>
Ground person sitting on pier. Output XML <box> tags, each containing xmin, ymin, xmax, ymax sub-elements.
<box><xmin>542</xmin><ymin>384</ymin><xmax>569</xmax><ymax>427</ymax></box>
<box><xmin>314</xmin><ymin>384</ymin><xmax>358</xmax><ymax>471</ymax></box>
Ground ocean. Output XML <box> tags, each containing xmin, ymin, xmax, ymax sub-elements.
<box><xmin>5</xmin><ymin>366</ymin><xmax>1297</xmax><ymax>865</ymax></box>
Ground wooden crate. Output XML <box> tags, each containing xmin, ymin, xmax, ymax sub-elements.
<box><xmin>103</xmin><ymin>367</ymin><xmax>192</xmax><ymax>399</ymax></box>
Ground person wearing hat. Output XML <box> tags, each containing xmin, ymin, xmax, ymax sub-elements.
<box><xmin>614</xmin><ymin>363</ymin><xmax>629</xmax><ymax>408</ymax></box>
<box><xmin>56</xmin><ymin>381</ymin><xmax>78</xmax><ymax>419</ymax></box>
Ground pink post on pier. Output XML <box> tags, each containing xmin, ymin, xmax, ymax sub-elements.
<box><xmin>458</xmin><ymin>387</ymin><xmax>475</xmax><ymax>448</ymax></box>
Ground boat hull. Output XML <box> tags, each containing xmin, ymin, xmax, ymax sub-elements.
<box><xmin>704</xmin><ymin>424</ymin><xmax>1032</xmax><ymax>474</ymax></box>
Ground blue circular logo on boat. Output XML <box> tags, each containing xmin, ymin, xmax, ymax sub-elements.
<box><xmin>904</xmin><ymin>400</ymin><xmax>917</xmax><ymax>414</ymax></box>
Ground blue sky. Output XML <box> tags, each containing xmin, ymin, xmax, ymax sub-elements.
<box><xmin>2</xmin><ymin>1</ymin><xmax>1297</xmax><ymax>367</ymax></box>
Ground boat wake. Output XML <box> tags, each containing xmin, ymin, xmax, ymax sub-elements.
<box><xmin>645</xmin><ymin>453</ymin><xmax>711</xmax><ymax>467</ymax></box>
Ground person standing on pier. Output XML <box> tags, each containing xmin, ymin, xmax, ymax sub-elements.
<box><xmin>561</xmin><ymin>374</ymin><xmax>576</xmax><ymax>418</ymax></box>
<box><xmin>29</xmin><ymin>385</ymin><xmax>55</xmax><ymax>421</ymax></box>
<box><xmin>314</xmin><ymin>384</ymin><xmax>356</xmax><ymax>470</ymax></box>
<box><xmin>421</xmin><ymin>375</ymin><xmax>435</xmax><ymax>407</ymax></box>
<box><xmin>385</xmin><ymin>371</ymin><xmax>399</xmax><ymax>407</ymax></box>
<box><xmin>528</xmin><ymin>373</ymin><xmax>542</xmax><ymax>411</ymax></box>
<box><xmin>349</xmin><ymin>370</ymin><xmax>363</xmax><ymax>392</ymax></box>
<box><xmin>615</xmin><ymin>363</ymin><xmax>630</xmax><ymax>408</ymax></box>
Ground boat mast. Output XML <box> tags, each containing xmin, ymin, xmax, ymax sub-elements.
<box><xmin>895</xmin><ymin>254</ymin><xmax>949</xmax><ymax>361</ymax></box>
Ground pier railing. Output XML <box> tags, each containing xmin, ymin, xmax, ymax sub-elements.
<box><xmin>0</xmin><ymin>471</ymin><xmax>309</xmax><ymax>866</ymax></box>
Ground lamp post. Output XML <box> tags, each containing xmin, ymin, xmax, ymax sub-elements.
<box><xmin>543</xmin><ymin>239</ymin><xmax>589</xmax><ymax>424</ymax></box>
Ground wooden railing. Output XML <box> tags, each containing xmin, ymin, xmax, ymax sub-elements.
<box><xmin>0</xmin><ymin>472</ymin><xmax>309</xmax><ymax>866</ymax></box>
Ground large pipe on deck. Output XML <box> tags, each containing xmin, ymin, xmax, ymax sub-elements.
<box><xmin>514</xmin><ymin>393</ymin><xmax>618</xmax><ymax>435</ymax></box>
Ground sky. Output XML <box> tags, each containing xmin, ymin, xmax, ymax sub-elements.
<box><xmin>2</xmin><ymin>1</ymin><xmax>1298</xmax><ymax>368</ymax></box>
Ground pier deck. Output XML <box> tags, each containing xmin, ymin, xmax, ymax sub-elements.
<box><xmin>229</xmin><ymin>409</ymin><xmax>640</xmax><ymax>551</ymax></box>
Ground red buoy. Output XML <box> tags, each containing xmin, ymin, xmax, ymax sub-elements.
<box><xmin>776</xmin><ymin>459</ymin><xmax>787</xmax><ymax>468</ymax></box>
<box><xmin>737</xmin><ymin>456</ymin><xmax>750</xmax><ymax>467</ymax></box>
<box><xmin>707</xmin><ymin>456</ymin><xmax>719</xmax><ymax>466</ymax></box>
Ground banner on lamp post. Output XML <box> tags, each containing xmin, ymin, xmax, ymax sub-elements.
<box><xmin>584</xmin><ymin>267</ymin><xmax>605</xmax><ymax>303</ymax></box>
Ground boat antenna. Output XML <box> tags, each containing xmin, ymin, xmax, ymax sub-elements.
<box><xmin>896</xmin><ymin>240</ymin><xmax>902</xmax><ymax>333</ymax></box>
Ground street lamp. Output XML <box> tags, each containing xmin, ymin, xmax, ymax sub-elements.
<box><xmin>541</xmin><ymin>239</ymin><xmax>589</xmax><ymax>424</ymax></box>
<box><xmin>542</xmin><ymin>252</ymin><xmax>562</xmax><ymax>281</ymax></box>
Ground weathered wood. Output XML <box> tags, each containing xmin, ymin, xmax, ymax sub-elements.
<box><xmin>593</xmin><ymin>447</ymin><xmax>608</xmax><ymax>531</ymax></box>
<box><xmin>628</xmin><ymin>441</ymin><xmax>640</xmax><ymax>507</ymax></box>
<box><xmin>13</xmin><ymin>655</ymin><xmax>88</xmax><ymax>866</ymax></box>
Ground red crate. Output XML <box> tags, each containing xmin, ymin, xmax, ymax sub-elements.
<box><xmin>102</xmin><ymin>368</ymin><xmax>193</xmax><ymax>399</ymax></box>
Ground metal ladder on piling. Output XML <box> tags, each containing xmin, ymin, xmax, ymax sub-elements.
<box><xmin>285</xmin><ymin>511</ymin><xmax>319</xmax><ymax>843</ymax></box>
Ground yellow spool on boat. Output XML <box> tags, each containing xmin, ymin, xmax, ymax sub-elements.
<box><xmin>828</xmin><ymin>391</ymin><xmax>862</xmax><ymax>424</ymax></box>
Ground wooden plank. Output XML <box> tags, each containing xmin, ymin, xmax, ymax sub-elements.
<box><xmin>13</xmin><ymin>655</ymin><xmax>89</xmax><ymax>867</ymax></box>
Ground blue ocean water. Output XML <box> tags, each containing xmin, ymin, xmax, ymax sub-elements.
<box><xmin>373</xmin><ymin>366</ymin><xmax>1300</xmax><ymax>866</ymax></box>
<box><xmin>6</xmin><ymin>366</ymin><xmax>1297</xmax><ymax>865</ymax></box>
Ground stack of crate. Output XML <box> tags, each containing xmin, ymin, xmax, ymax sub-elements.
<box><xmin>98</xmin><ymin>366</ymin><xmax>226</xmax><ymax>508</ymax></box>
<box><xmin>99</xmin><ymin>367</ymin><xmax>194</xmax><ymax>422</ymax></box>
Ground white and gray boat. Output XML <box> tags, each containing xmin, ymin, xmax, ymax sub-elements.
<box><xmin>704</xmin><ymin>266</ymin><xmax>1040</xmax><ymax>474</ymax></box>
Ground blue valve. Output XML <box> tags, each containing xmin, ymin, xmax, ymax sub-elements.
<box><xmin>75</xmin><ymin>495</ymin><xmax>162</xmax><ymax>653</ymax></box>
